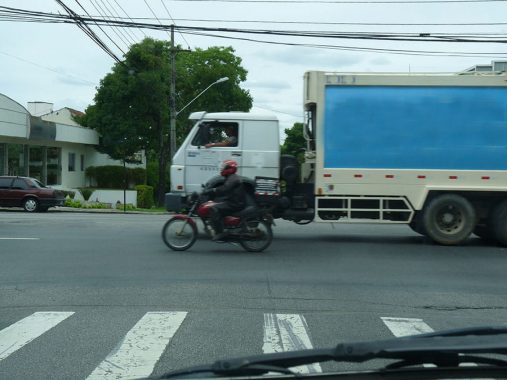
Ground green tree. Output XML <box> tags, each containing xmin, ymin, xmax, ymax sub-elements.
<box><xmin>79</xmin><ymin>38</ymin><xmax>252</xmax><ymax>205</ymax></box>
<box><xmin>281</xmin><ymin>122</ymin><xmax>306</xmax><ymax>161</ymax></box>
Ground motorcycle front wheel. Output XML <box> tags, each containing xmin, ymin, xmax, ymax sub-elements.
<box><xmin>162</xmin><ymin>217</ymin><xmax>197</xmax><ymax>251</ymax></box>
<box><xmin>240</xmin><ymin>219</ymin><xmax>273</xmax><ymax>253</ymax></box>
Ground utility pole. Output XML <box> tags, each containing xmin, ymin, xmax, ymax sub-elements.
<box><xmin>169</xmin><ymin>24</ymin><xmax>177</xmax><ymax>161</ymax></box>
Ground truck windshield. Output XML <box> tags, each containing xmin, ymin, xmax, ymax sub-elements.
<box><xmin>191</xmin><ymin>122</ymin><xmax>239</xmax><ymax>147</ymax></box>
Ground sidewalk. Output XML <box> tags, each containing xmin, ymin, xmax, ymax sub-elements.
<box><xmin>0</xmin><ymin>206</ymin><xmax>169</xmax><ymax>215</ymax></box>
<box><xmin>56</xmin><ymin>206</ymin><xmax>168</xmax><ymax>215</ymax></box>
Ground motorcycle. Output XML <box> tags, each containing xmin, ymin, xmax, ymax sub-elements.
<box><xmin>162</xmin><ymin>191</ymin><xmax>274</xmax><ymax>252</ymax></box>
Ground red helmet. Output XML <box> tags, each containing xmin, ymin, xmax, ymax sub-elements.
<box><xmin>220</xmin><ymin>159</ymin><xmax>238</xmax><ymax>176</ymax></box>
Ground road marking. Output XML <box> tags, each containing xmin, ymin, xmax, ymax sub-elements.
<box><xmin>263</xmin><ymin>313</ymin><xmax>322</xmax><ymax>374</ymax></box>
<box><xmin>381</xmin><ymin>317</ymin><xmax>434</xmax><ymax>337</ymax></box>
<box><xmin>86</xmin><ymin>311</ymin><xmax>187</xmax><ymax>380</ymax></box>
<box><xmin>0</xmin><ymin>238</ymin><xmax>40</xmax><ymax>240</ymax></box>
<box><xmin>0</xmin><ymin>311</ymin><xmax>74</xmax><ymax>361</ymax></box>
<box><xmin>381</xmin><ymin>317</ymin><xmax>478</xmax><ymax>368</ymax></box>
<box><xmin>382</xmin><ymin>317</ymin><xmax>435</xmax><ymax>367</ymax></box>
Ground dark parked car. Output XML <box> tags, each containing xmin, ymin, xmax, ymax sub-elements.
<box><xmin>0</xmin><ymin>176</ymin><xmax>65</xmax><ymax>212</ymax></box>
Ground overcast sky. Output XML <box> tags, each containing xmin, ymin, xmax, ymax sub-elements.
<box><xmin>1</xmin><ymin>0</ymin><xmax>506</xmax><ymax>134</ymax></box>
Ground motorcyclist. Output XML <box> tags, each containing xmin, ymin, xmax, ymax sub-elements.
<box><xmin>203</xmin><ymin>159</ymin><xmax>246</xmax><ymax>241</ymax></box>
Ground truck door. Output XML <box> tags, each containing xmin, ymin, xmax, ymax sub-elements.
<box><xmin>184</xmin><ymin>121</ymin><xmax>242</xmax><ymax>193</ymax></box>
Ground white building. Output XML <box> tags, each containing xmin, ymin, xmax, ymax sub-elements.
<box><xmin>0</xmin><ymin>94</ymin><xmax>145</xmax><ymax>189</ymax></box>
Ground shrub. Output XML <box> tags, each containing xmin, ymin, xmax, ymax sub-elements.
<box><xmin>115</xmin><ymin>203</ymin><xmax>136</xmax><ymax>211</ymax></box>
<box><xmin>136</xmin><ymin>185</ymin><xmax>154</xmax><ymax>209</ymax></box>
<box><xmin>61</xmin><ymin>190</ymin><xmax>76</xmax><ymax>199</ymax></box>
<box><xmin>79</xmin><ymin>188</ymin><xmax>94</xmax><ymax>201</ymax></box>
<box><xmin>64</xmin><ymin>198</ymin><xmax>82</xmax><ymax>208</ymax></box>
<box><xmin>86</xmin><ymin>165</ymin><xmax>147</xmax><ymax>189</ymax></box>
<box><xmin>130</xmin><ymin>168</ymin><xmax>146</xmax><ymax>185</ymax></box>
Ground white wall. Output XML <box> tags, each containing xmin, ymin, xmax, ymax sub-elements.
<box><xmin>55</xmin><ymin>123</ymin><xmax>99</xmax><ymax>145</ymax></box>
<box><xmin>0</xmin><ymin>94</ymin><xmax>29</xmax><ymax>139</ymax></box>
<box><xmin>60</xmin><ymin>144</ymin><xmax>89</xmax><ymax>188</ymax></box>
<box><xmin>88</xmin><ymin>189</ymin><xmax>137</xmax><ymax>207</ymax></box>
<box><xmin>41</xmin><ymin>108</ymin><xmax>80</xmax><ymax>126</ymax></box>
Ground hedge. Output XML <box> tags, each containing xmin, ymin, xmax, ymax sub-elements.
<box><xmin>135</xmin><ymin>185</ymin><xmax>154</xmax><ymax>209</ymax></box>
<box><xmin>85</xmin><ymin>165</ymin><xmax>146</xmax><ymax>189</ymax></box>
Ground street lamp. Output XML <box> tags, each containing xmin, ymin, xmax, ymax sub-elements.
<box><xmin>176</xmin><ymin>77</ymin><xmax>229</xmax><ymax>116</ymax></box>
<box><xmin>169</xmin><ymin>76</ymin><xmax>229</xmax><ymax>160</ymax></box>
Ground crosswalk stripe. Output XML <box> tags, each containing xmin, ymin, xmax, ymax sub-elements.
<box><xmin>381</xmin><ymin>316</ymin><xmax>435</xmax><ymax>367</ymax></box>
<box><xmin>86</xmin><ymin>311</ymin><xmax>187</xmax><ymax>380</ymax></box>
<box><xmin>0</xmin><ymin>311</ymin><xmax>74</xmax><ymax>361</ymax></box>
<box><xmin>381</xmin><ymin>317</ymin><xmax>434</xmax><ymax>337</ymax></box>
<box><xmin>262</xmin><ymin>313</ymin><xmax>322</xmax><ymax>374</ymax></box>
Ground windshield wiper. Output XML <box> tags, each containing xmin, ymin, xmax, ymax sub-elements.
<box><xmin>154</xmin><ymin>326</ymin><xmax>507</xmax><ymax>379</ymax></box>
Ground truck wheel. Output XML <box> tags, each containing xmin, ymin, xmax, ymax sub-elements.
<box><xmin>490</xmin><ymin>201</ymin><xmax>507</xmax><ymax>246</ymax></box>
<box><xmin>422</xmin><ymin>194</ymin><xmax>476</xmax><ymax>245</ymax></box>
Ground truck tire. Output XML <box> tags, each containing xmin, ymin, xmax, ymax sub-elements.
<box><xmin>490</xmin><ymin>201</ymin><xmax>507</xmax><ymax>247</ymax></box>
<box><xmin>422</xmin><ymin>194</ymin><xmax>476</xmax><ymax>245</ymax></box>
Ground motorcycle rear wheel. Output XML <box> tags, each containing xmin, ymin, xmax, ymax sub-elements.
<box><xmin>240</xmin><ymin>220</ymin><xmax>273</xmax><ymax>252</ymax></box>
<box><xmin>162</xmin><ymin>217</ymin><xmax>197</xmax><ymax>251</ymax></box>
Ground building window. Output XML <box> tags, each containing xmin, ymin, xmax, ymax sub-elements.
<box><xmin>80</xmin><ymin>154</ymin><xmax>84</xmax><ymax>171</ymax></box>
<box><xmin>68</xmin><ymin>152</ymin><xmax>75</xmax><ymax>172</ymax></box>
<box><xmin>47</xmin><ymin>147</ymin><xmax>61</xmax><ymax>185</ymax></box>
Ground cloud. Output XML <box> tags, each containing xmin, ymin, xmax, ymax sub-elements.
<box><xmin>254</xmin><ymin>46</ymin><xmax>364</xmax><ymax>68</ymax></box>
<box><xmin>57</xmin><ymin>75</ymin><xmax>97</xmax><ymax>87</ymax></box>
<box><xmin>368</xmin><ymin>57</ymin><xmax>392</xmax><ymax>66</ymax></box>
<box><xmin>244</xmin><ymin>79</ymin><xmax>291</xmax><ymax>92</ymax></box>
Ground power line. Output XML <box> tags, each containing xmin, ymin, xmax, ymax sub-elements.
<box><xmin>171</xmin><ymin>0</ymin><xmax>507</xmax><ymax>3</ymax></box>
<box><xmin>54</xmin><ymin>0</ymin><xmax>123</xmax><ymax>63</ymax></box>
<box><xmin>0</xmin><ymin>50</ymin><xmax>97</xmax><ymax>85</ymax></box>
<box><xmin>160</xmin><ymin>0</ymin><xmax>191</xmax><ymax>48</ymax></box>
<box><xmin>88</xmin><ymin>0</ymin><xmax>132</xmax><ymax>48</ymax></box>
<box><xmin>4</xmin><ymin>7</ymin><xmax>507</xmax><ymax>41</ymax></box>
<box><xmin>181</xmin><ymin>30</ymin><xmax>507</xmax><ymax>58</ymax></box>
<box><xmin>4</xmin><ymin>6</ymin><xmax>507</xmax><ymax>58</ymax></box>
<box><xmin>142</xmin><ymin>0</ymin><xmax>171</xmax><ymax>39</ymax></box>
<box><xmin>112</xmin><ymin>0</ymin><xmax>147</xmax><ymax>38</ymax></box>
<box><xmin>99</xmin><ymin>0</ymin><xmax>138</xmax><ymax>43</ymax></box>
<box><xmin>141</xmin><ymin>17</ymin><xmax>507</xmax><ymax>27</ymax></box>
<box><xmin>58</xmin><ymin>14</ymin><xmax>507</xmax><ymax>27</ymax></box>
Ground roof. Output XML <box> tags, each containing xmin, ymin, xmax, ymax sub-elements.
<box><xmin>189</xmin><ymin>111</ymin><xmax>278</xmax><ymax>122</ymax></box>
<box><xmin>67</xmin><ymin>108</ymin><xmax>85</xmax><ymax>117</ymax></box>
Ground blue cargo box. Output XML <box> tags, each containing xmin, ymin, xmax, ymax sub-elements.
<box><xmin>323</xmin><ymin>86</ymin><xmax>507</xmax><ymax>170</ymax></box>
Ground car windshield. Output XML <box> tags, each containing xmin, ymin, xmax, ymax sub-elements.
<box><xmin>2</xmin><ymin>3</ymin><xmax>507</xmax><ymax>380</ymax></box>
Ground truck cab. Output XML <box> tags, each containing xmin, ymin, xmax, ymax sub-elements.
<box><xmin>166</xmin><ymin>111</ymin><xmax>280</xmax><ymax>211</ymax></box>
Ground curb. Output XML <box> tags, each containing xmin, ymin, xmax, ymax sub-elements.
<box><xmin>1</xmin><ymin>207</ymin><xmax>169</xmax><ymax>215</ymax></box>
<box><xmin>55</xmin><ymin>207</ymin><xmax>168</xmax><ymax>215</ymax></box>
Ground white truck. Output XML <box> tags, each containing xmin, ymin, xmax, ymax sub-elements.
<box><xmin>166</xmin><ymin>70</ymin><xmax>507</xmax><ymax>246</ymax></box>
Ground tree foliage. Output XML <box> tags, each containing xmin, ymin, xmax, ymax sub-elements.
<box><xmin>78</xmin><ymin>38</ymin><xmax>252</xmax><ymax>204</ymax></box>
<box><xmin>281</xmin><ymin>122</ymin><xmax>306</xmax><ymax>160</ymax></box>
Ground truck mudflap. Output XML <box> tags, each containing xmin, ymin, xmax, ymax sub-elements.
<box><xmin>165</xmin><ymin>192</ymin><xmax>186</xmax><ymax>212</ymax></box>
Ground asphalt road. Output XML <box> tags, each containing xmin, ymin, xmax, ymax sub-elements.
<box><xmin>1</xmin><ymin>210</ymin><xmax>507</xmax><ymax>379</ymax></box>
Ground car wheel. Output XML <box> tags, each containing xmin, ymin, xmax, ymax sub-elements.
<box><xmin>23</xmin><ymin>197</ymin><xmax>39</xmax><ymax>212</ymax></box>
